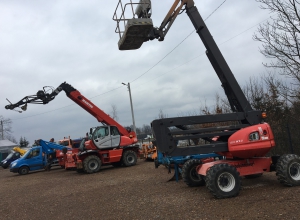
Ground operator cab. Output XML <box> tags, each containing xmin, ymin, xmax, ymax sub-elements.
<box><xmin>91</xmin><ymin>125</ymin><xmax>121</xmax><ymax>149</ymax></box>
<box><xmin>113</xmin><ymin>0</ymin><xmax>153</xmax><ymax>50</ymax></box>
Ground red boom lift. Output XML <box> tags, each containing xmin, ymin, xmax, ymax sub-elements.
<box><xmin>5</xmin><ymin>82</ymin><xmax>140</xmax><ymax>174</ymax></box>
<box><xmin>112</xmin><ymin>0</ymin><xmax>300</xmax><ymax>198</ymax></box>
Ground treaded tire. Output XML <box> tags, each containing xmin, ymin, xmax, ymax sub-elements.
<box><xmin>182</xmin><ymin>159</ymin><xmax>205</xmax><ymax>187</ymax></box>
<box><xmin>206</xmin><ymin>163</ymin><xmax>241</xmax><ymax>199</ymax></box>
<box><xmin>122</xmin><ymin>150</ymin><xmax>137</xmax><ymax>167</ymax></box>
<box><xmin>18</xmin><ymin>166</ymin><xmax>29</xmax><ymax>175</ymax></box>
<box><xmin>83</xmin><ymin>155</ymin><xmax>101</xmax><ymax>174</ymax></box>
<box><xmin>276</xmin><ymin>154</ymin><xmax>300</xmax><ymax>186</ymax></box>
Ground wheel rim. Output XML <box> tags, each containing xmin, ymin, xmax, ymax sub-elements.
<box><xmin>217</xmin><ymin>172</ymin><xmax>235</xmax><ymax>192</ymax></box>
<box><xmin>88</xmin><ymin>159</ymin><xmax>99</xmax><ymax>170</ymax></box>
<box><xmin>21</xmin><ymin>168</ymin><xmax>27</xmax><ymax>174</ymax></box>
<box><xmin>289</xmin><ymin>162</ymin><xmax>300</xmax><ymax>180</ymax></box>
<box><xmin>127</xmin><ymin>155</ymin><xmax>134</xmax><ymax>164</ymax></box>
<box><xmin>190</xmin><ymin>166</ymin><xmax>200</xmax><ymax>181</ymax></box>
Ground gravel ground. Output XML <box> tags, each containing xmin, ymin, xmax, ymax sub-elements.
<box><xmin>1</xmin><ymin>159</ymin><xmax>300</xmax><ymax>220</ymax></box>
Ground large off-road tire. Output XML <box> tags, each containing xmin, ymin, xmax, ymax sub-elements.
<box><xmin>83</xmin><ymin>155</ymin><xmax>101</xmax><ymax>174</ymax></box>
<box><xmin>182</xmin><ymin>159</ymin><xmax>205</xmax><ymax>187</ymax></box>
<box><xmin>276</xmin><ymin>154</ymin><xmax>300</xmax><ymax>186</ymax></box>
<box><xmin>122</xmin><ymin>150</ymin><xmax>137</xmax><ymax>167</ymax></box>
<box><xmin>18</xmin><ymin>166</ymin><xmax>29</xmax><ymax>175</ymax></box>
<box><xmin>206</xmin><ymin>163</ymin><xmax>241</xmax><ymax>199</ymax></box>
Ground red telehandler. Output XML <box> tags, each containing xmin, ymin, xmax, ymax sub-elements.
<box><xmin>112</xmin><ymin>0</ymin><xmax>300</xmax><ymax>198</ymax></box>
<box><xmin>5</xmin><ymin>82</ymin><xmax>140</xmax><ymax>174</ymax></box>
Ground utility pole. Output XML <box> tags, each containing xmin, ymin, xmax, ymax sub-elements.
<box><xmin>1</xmin><ymin>120</ymin><xmax>3</xmax><ymax>140</ymax></box>
<box><xmin>122</xmin><ymin>82</ymin><xmax>137</xmax><ymax>135</ymax></box>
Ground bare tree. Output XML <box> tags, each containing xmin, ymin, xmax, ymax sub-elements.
<box><xmin>253</xmin><ymin>0</ymin><xmax>300</xmax><ymax>97</ymax></box>
<box><xmin>110</xmin><ymin>104</ymin><xmax>119</xmax><ymax>121</ymax></box>
<box><xmin>157</xmin><ymin>109</ymin><xmax>168</xmax><ymax>119</ymax></box>
<box><xmin>0</xmin><ymin>115</ymin><xmax>15</xmax><ymax>141</ymax></box>
<box><xmin>141</xmin><ymin>124</ymin><xmax>152</xmax><ymax>134</ymax></box>
<box><xmin>6</xmin><ymin>135</ymin><xmax>17</xmax><ymax>144</ymax></box>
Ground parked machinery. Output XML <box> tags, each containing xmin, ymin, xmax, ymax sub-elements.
<box><xmin>1</xmin><ymin>147</ymin><xmax>28</xmax><ymax>169</ymax></box>
<box><xmin>5</xmin><ymin>82</ymin><xmax>140</xmax><ymax>174</ymax></box>
<box><xmin>155</xmin><ymin>151</ymin><xmax>223</xmax><ymax>184</ymax></box>
<box><xmin>112</xmin><ymin>0</ymin><xmax>300</xmax><ymax>198</ymax></box>
<box><xmin>140</xmin><ymin>142</ymin><xmax>157</xmax><ymax>160</ymax></box>
<box><xmin>10</xmin><ymin>139</ymin><xmax>69</xmax><ymax>175</ymax></box>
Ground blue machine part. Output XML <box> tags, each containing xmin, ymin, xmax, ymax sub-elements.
<box><xmin>155</xmin><ymin>151</ymin><xmax>223</xmax><ymax>182</ymax></box>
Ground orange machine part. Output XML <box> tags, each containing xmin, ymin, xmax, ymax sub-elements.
<box><xmin>220</xmin><ymin>123</ymin><xmax>275</xmax><ymax>159</ymax></box>
<box><xmin>197</xmin><ymin>157</ymin><xmax>272</xmax><ymax>176</ymax></box>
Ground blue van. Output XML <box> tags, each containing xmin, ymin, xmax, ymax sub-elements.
<box><xmin>1</xmin><ymin>151</ymin><xmax>21</xmax><ymax>169</ymax></box>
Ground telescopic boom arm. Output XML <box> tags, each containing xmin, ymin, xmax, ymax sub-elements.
<box><xmin>5</xmin><ymin>82</ymin><xmax>135</xmax><ymax>138</ymax></box>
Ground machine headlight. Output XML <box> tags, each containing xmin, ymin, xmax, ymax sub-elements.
<box><xmin>11</xmin><ymin>162</ymin><xmax>17</xmax><ymax>167</ymax></box>
<box><xmin>3</xmin><ymin>161</ymin><xmax>7</xmax><ymax>164</ymax></box>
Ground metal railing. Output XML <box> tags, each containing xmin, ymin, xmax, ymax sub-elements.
<box><xmin>112</xmin><ymin>0</ymin><xmax>152</xmax><ymax>39</ymax></box>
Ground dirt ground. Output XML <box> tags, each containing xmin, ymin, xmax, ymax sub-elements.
<box><xmin>1</xmin><ymin>159</ymin><xmax>300</xmax><ymax>220</ymax></box>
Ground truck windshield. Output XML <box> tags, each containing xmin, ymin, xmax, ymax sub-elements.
<box><xmin>22</xmin><ymin>150</ymin><xmax>32</xmax><ymax>159</ymax></box>
<box><xmin>5</xmin><ymin>152</ymin><xmax>15</xmax><ymax>160</ymax></box>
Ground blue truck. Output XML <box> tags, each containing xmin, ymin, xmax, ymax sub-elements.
<box><xmin>10</xmin><ymin>140</ymin><xmax>69</xmax><ymax>175</ymax></box>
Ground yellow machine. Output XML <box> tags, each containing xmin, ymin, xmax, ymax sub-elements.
<box><xmin>12</xmin><ymin>147</ymin><xmax>27</xmax><ymax>156</ymax></box>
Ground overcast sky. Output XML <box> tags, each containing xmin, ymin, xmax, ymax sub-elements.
<box><xmin>0</xmin><ymin>0</ymin><xmax>272</xmax><ymax>145</ymax></box>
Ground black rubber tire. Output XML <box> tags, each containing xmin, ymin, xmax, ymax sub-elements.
<box><xmin>122</xmin><ymin>150</ymin><xmax>137</xmax><ymax>167</ymax></box>
<box><xmin>18</xmin><ymin>166</ymin><xmax>29</xmax><ymax>175</ymax></box>
<box><xmin>182</xmin><ymin>159</ymin><xmax>205</xmax><ymax>187</ymax></box>
<box><xmin>2</xmin><ymin>165</ymin><xmax>8</xmax><ymax>169</ymax></box>
<box><xmin>83</xmin><ymin>155</ymin><xmax>101</xmax><ymax>174</ymax></box>
<box><xmin>206</xmin><ymin>163</ymin><xmax>241</xmax><ymax>199</ymax></box>
<box><xmin>244</xmin><ymin>173</ymin><xmax>263</xmax><ymax>179</ymax></box>
<box><xmin>276</xmin><ymin>154</ymin><xmax>300</xmax><ymax>186</ymax></box>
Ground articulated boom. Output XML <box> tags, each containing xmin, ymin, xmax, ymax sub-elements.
<box><xmin>113</xmin><ymin>0</ymin><xmax>265</xmax><ymax>157</ymax></box>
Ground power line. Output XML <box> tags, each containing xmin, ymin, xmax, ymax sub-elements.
<box><xmin>131</xmin><ymin>0</ymin><xmax>227</xmax><ymax>83</ymax></box>
<box><xmin>133</xmin><ymin>17</ymin><xmax>270</xmax><ymax>90</ymax></box>
<box><xmin>10</xmin><ymin>2</ymin><xmax>227</xmax><ymax>121</ymax></box>
<box><xmin>11</xmin><ymin>2</ymin><xmax>272</xmax><ymax>122</ymax></box>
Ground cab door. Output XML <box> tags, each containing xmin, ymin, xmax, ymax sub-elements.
<box><xmin>25</xmin><ymin>148</ymin><xmax>44</xmax><ymax>170</ymax></box>
<box><xmin>92</xmin><ymin>126</ymin><xmax>113</xmax><ymax>149</ymax></box>
<box><xmin>110</xmin><ymin>126</ymin><xmax>121</xmax><ymax>147</ymax></box>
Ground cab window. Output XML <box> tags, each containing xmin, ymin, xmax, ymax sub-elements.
<box><xmin>26</xmin><ymin>149</ymin><xmax>40</xmax><ymax>159</ymax></box>
<box><xmin>93</xmin><ymin>127</ymin><xmax>109</xmax><ymax>139</ymax></box>
<box><xmin>110</xmin><ymin>126</ymin><xmax>120</xmax><ymax>136</ymax></box>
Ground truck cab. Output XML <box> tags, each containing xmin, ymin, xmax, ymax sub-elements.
<box><xmin>91</xmin><ymin>126</ymin><xmax>121</xmax><ymax>149</ymax></box>
<box><xmin>1</xmin><ymin>151</ymin><xmax>21</xmax><ymax>169</ymax></box>
<box><xmin>10</xmin><ymin>146</ymin><xmax>56</xmax><ymax>175</ymax></box>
